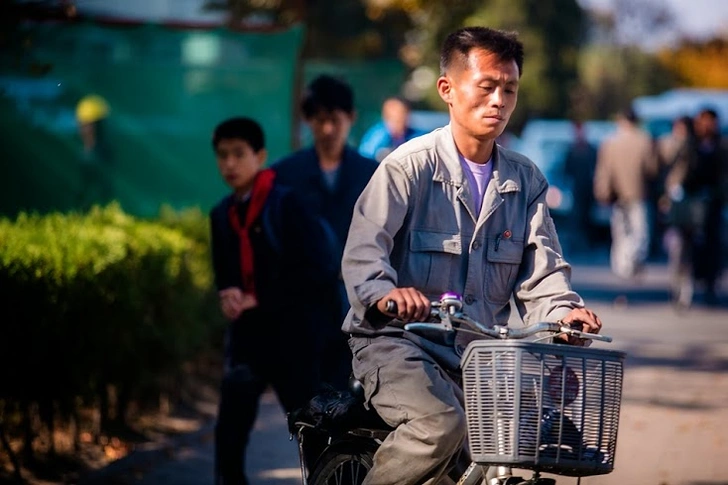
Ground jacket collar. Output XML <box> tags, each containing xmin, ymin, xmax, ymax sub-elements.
<box><xmin>432</xmin><ymin>124</ymin><xmax>520</xmax><ymax>194</ymax></box>
<box><xmin>300</xmin><ymin>144</ymin><xmax>360</xmax><ymax>195</ymax></box>
<box><xmin>432</xmin><ymin>124</ymin><xmax>521</xmax><ymax>226</ymax></box>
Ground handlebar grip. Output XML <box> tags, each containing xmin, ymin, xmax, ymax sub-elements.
<box><xmin>385</xmin><ymin>300</ymin><xmax>397</xmax><ymax>314</ymax></box>
<box><xmin>568</xmin><ymin>328</ymin><xmax>613</xmax><ymax>343</ymax></box>
<box><xmin>583</xmin><ymin>333</ymin><xmax>613</xmax><ymax>343</ymax></box>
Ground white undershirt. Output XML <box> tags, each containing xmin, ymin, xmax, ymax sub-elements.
<box><xmin>459</xmin><ymin>153</ymin><xmax>493</xmax><ymax>217</ymax></box>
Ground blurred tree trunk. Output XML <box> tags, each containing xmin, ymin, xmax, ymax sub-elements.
<box><xmin>0</xmin><ymin>402</ymin><xmax>23</xmax><ymax>483</ymax></box>
<box><xmin>21</xmin><ymin>400</ymin><xmax>35</xmax><ymax>465</ymax></box>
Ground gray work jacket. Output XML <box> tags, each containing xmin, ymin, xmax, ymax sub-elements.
<box><xmin>341</xmin><ymin>125</ymin><xmax>583</xmax><ymax>345</ymax></box>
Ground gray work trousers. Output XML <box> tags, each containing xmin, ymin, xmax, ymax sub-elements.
<box><xmin>349</xmin><ymin>334</ymin><xmax>468</xmax><ymax>485</ymax></box>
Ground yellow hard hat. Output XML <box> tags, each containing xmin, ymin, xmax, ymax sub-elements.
<box><xmin>76</xmin><ymin>95</ymin><xmax>110</xmax><ymax>124</ymax></box>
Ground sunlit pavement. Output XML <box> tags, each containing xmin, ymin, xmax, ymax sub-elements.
<box><xmin>101</xmin><ymin>260</ymin><xmax>728</xmax><ymax>485</ymax></box>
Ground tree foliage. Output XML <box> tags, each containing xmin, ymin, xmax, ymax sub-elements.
<box><xmin>570</xmin><ymin>45</ymin><xmax>676</xmax><ymax>120</ymax></box>
<box><xmin>204</xmin><ymin>0</ymin><xmax>412</xmax><ymax>58</ymax></box>
<box><xmin>658</xmin><ymin>38</ymin><xmax>728</xmax><ymax>89</ymax></box>
<box><xmin>206</xmin><ymin>0</ymin><xmax>725</xmax><ymax>123</ymax></box>
<box><xmin>359</xmin><ymin>0</ymin><xmax>587</xmax><ymax>126</ymax></box>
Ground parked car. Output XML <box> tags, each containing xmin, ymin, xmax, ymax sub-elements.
<box><xmin>512</xmin><ymin>119</ymin><xmax>616</xmax><ymax>227</ymax></box>
<box><xmin>409</xmin><ymin>109</ymin><xmax>450</xmax><ymax>132</ymax></box>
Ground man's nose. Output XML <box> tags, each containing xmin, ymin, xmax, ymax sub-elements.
<box><xmin>490</xmin><ymin>87</ymin><xmax>505</xmax><ymax>108</ymax></box>
<box><xmin>322</xmin><ymin>121</ymin><xmax>335</xmax><ymax>135</ymax></box>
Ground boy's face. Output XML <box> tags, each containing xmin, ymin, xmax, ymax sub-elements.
<box><xmin>215</xmin><ymin>138</ymin><xmax>267</xmax><ymax>194</ymax></box>
<box><xmin>306</xmin><ymin>109</ymin><xmax>354</xmax><ymax>153</ymax></box>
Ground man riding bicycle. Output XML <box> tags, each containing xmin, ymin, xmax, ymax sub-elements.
<box><xmin>341</xmin><ymin>27</ymin><xmax>602</xmax><ymax>485</ymax></box>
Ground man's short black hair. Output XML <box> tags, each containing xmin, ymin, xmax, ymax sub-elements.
<box><xmin>697</xmin><ymin>107</ymin><xmax>719</xmax><ymax>119</ymax></box>
<box><xmin>440</xmin><ymin>27</ymin><xmax>524</xmax><ymax>76</ymax></box>
<box><xmin>212</xmin><ymin>117</ymin><xmax>265</xmax><ymax>152</ymax></box>
<box><xmin>621</xmin><ymin>107</ymin><xmax>639</xmax><ymax>124</ymax></box>
<box><xmin>301</xmin><ymin>75</ymin><xmax>354</xmax><ymax>118</ymax></box>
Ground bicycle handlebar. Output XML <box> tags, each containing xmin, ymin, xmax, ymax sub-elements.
<box><xmin>384</xmin><ymin>294</ymin><xmax>612</xmax><ymax>343</ymax></box>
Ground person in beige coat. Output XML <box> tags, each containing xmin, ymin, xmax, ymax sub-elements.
<box><xmin>341</xmin><ymin>27</ymin><xmax>603</xmax><ymax>485</ymax></box>
<box><xmin>593</xmin><ymin>108</ymin><xmax>658</xmax><ymax>279</ymax></box>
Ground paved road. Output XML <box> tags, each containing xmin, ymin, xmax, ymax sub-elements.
<box><xmin>99</xmin><ymin>260</ymin><xmax>728</xmax><ymax>485</ymax></box>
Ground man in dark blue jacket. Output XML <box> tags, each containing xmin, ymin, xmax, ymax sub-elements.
<box><xmin>359</xmin><ymin>96</ymin><xmax>426</xmax><ymax>162</ymax></box>
<box><xmin>209</xmin><ymin>117</ymin><xmax>339</xmax><ymax>485</ymax></box>
<box><xmin>274</xmin><ymin>75</ymin><xmax>378</xmax><ymax>390</ymax></box>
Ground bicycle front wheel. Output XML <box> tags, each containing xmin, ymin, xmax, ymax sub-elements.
<box><xmin>309</xmin><ymin>447</ymin><xmax>374</xmax><ymax>485</ymax></box>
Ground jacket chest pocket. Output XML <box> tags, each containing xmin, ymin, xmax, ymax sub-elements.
<box><xmin>401</xmin><ymin>230</ymin><xmax>462</xmax><ymax>296</ymax></box>
<box><xmin>484</xmin><ymin>237</ymin><xmax>524</xmax><ymax>304</ymax></box>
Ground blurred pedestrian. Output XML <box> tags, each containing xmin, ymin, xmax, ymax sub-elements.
<box><xmin>657</xmin><ymin>115</ymin><xmax>692</xmax><ymax>167</ymax></box>
<box><xmin>564</xmin><ymin>121</ymin><xmax>598</xmax><ymax>251</ymax></box>
<box><xmin>689</xmin><ymin>108</ymin><xmax>728</xmax><ymax>305</ymax></box>
<box><xmin>594</xmin><ymin>108</ymin><xmax>658</xmax><ymax>280</ymax></box>
<box><xmin>209</xmin><ymin>117</ymin><xmax>339</xmax><ymax>484</ymax></box>
<box><xmin>75</xmin><ymin>94</ymin><xmax>113</xmax><ymax>209</ymax></box>
<box><xmin>658</xmin><ymin>116</ymin><xmax>699</xmax><ymax>307</ymax></box>
<box><xmin>273</xmin><ymin>75</ymin><xmax>378</xmax><ymax>390</ymax></box>
<box><xmin>359</xmin><ymin>95</ymin><xmax>425</xmax><ymax>162</ymax></box>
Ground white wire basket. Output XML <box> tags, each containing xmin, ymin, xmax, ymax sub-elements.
<box><xmin>462</xmin><ymin>341</ymin><xmax>625</xmax><ymax>477</ymax></box>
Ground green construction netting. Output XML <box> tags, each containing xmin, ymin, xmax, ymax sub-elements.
<box><xmin>0</xmin><ymin>21</ymin><xmax>406</xmax><ymax>218</ymax></box>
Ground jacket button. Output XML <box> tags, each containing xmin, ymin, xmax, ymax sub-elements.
<box><xmin>464</xmin><ymin>294</ymin><xmax>475</xmax><ymax>305</ymax></box>
<box><xmin>472</xmin><ymin>240</ymin><xmax>481</xmax><ymax>250</ymax></box>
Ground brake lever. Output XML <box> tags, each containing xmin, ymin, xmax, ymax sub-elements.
<box><xmin>561</xmin><ymin>326</ymin><xmax>613</xmax><ymax>343</ymax></box>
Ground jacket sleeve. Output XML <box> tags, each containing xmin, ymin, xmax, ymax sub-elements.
<box><xmin>358</xmin><ymin>123</ymin><xmax>389</xmax><ymax>160</ymax></box>
<box><xmin>513</xmin><ymin>172</ymin><xmax>584</xmax><ymax>324</ymax></box>
<box><xmin>593</xmin><ymin>141</ymin><xmax>614</xmax><ymax>204</ymax></box>
<box><xmin>642</xmin><ymin>137</ymin><xmax>659</xmax><ymax>180</ymax></box>
<box><xmin>341</xmin><ymin>159</ymin><xmax>412</xmax><ymax>317</ymax></box>
<box><xmin>209</xmin><ymin>206</ymin><xmax>236</xmax><ymax>292</ymax></box>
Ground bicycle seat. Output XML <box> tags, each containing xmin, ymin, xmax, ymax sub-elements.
<box><xmin>289</xmin><ymin>378</ymin><xmax>392</xmax><ymax>436</ymax></box>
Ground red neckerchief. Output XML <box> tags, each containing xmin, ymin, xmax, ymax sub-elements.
<box><xmin>227</xmin><ymin>168</ymin><xmax>276</xmax><ymax>298</ymax></box>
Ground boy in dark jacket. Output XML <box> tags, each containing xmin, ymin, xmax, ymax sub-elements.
<box><xmin>209</xmin><ymin>117</ymin><xmax>338</xmax><ymax>485</ymax></box>
<box><xmin>273</xmin><ymin>75</ymin><xmax>378</xmax><ymax>390</ymax></box>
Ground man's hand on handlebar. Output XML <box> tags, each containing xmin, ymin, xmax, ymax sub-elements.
<box><xmin>558</xmin><ymin>307</ymin><xmax>602</xmax><ymax>346</ymax></box>
<box><xmin>377</xmin><ymin>287</ymin><xmax>431</xmax><ymax>322</ymax></box>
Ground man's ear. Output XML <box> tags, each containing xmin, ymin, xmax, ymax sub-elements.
<box><xmin>437</xmin><ymin>76</ymin><xmax>452</xmax><ymax>104</ymax></box>
<box><xmin>349</xmin><ymin>110</ymin><xmax>358</xmax><ymax>125</ymax></box>
<box><xmin>257</xmin><ymin>148</ymin><xmax>268</xmax><ymax>167</ymax></box>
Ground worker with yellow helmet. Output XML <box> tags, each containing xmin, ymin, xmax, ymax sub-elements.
<box><xmin>76</xmin><ymin>94</ymin><xmax>112</xmax><ymax>208</ymax></box>
<box><xmin>76</xmin><ymin>94</ymin><xmax>110</xmax><ymax>125</ymax></box>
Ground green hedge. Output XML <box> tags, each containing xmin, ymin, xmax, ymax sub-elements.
<box><xmin>0</xmin><ymin>203</ymin><xmax>220</xmax><ymax>414</ymax></box>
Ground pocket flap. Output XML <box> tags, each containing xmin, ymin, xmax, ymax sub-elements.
<box><xmin>410</xmin><ymin>230</ymin><xmax>462</xmax><ymax>255</ymax></box>
<box><xmin>487</xmin><ymin>237</ymin><xmax>523</xmax><ymax>264</ymax></box>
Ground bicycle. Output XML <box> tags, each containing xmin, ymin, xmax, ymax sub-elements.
<box><xmin>289</xmin><ymin>292</ymin><xmax>624</xmax><ymax>485</ymax></box>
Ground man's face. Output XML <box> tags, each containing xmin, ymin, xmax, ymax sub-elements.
<box><xmin>694</xmin><ymin>112</ymin><xmax>718</xmax><ymax>138</ymax></box>
<box><xmin>215</xmin><ymin>138</ymin><xmax>266</xmax><ymax>193</ymax></box>
<box><xmin>306</xmin><ymin>109</ymin><xmax>354</xmax><ymax>152</ymax></box>
<box><xmin>437</xmin><ymin>48</ymin><xmax>519</xmax><ymax>140</ymax></box>
<box><xmin>382</xmin><ymin>99</ymin><xmax>410</xmax><ymax>139</ymax></box>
